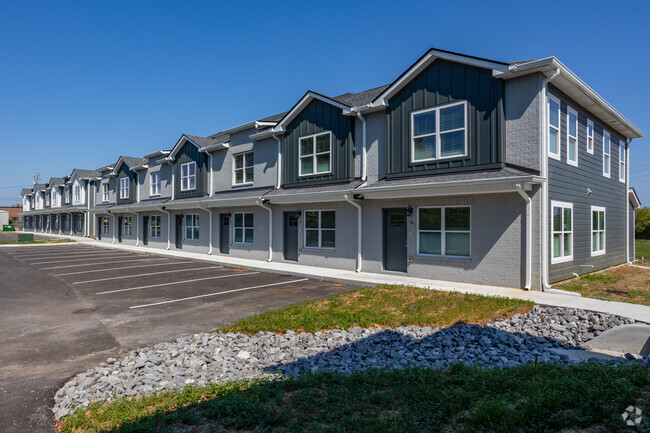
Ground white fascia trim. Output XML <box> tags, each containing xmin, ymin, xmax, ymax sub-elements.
<box><xmin>202</xmin><ymin>196</ymin><xmax>263</xmax><ymax>208</ymax></box>
<box><xmin>168</xmin><ymin>135</ymin><xmax>202</xmax><ymax>159</ymax></box>
<box><xmin>358</xmin><ymin>175</ymin><xmax>543</xmax><ymax>194</ymax></box>
<box><xmin>249</xmin><ymin>129</ymin><xmax>275</xmax><ymax>140</ymax></box>
<box><xmin>143</xmin><ymin>150</ymin><xmax>170</xmax><ymax>159</ymax></box>
<box><xmin>221</xmin><ymin>120</ymin><xmax>278</xmax><ymax>135</ymax></box>
<box><xmin>130</xmin><ymin>164</ymin><xmax>149</xmax><ymax>171</ymax></box>
<box><xmin>273</xmin><ymin>92</ymin><xmax>351</xmax><ymax>131</ymax></box>
<box><xmin>199</xmin><ymin>142</ymin><xmax>229</xmax><ymax>153</ymax></box>
<box><xmin>629</xmin><ymin>188</ymin><xmax>641</xmax><ymax>209</ymax></box>
<box><xmin>109</xmin><ymin>157</ymin><xmax>127</xmax><ymax>176</ymax></box>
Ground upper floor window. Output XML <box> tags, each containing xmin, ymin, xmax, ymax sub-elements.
<box><xmin>603</xmin><ymin>131</ymin><xmax>611</xmax><ymax>178</ymax></box>
<box><xmin>185</xmin><ymin>214</ymin><xmax>199</xmax><ymax>240</ymax></box>
<box><xmin>619</xmin><ymin>140</ymin><xmax>625</xmax><ymax>183</ymax></box>
<box><xmin>417</xmin><ymin>206</ymin><xmax>471</xmax><ymax>257</ymax></box>
<box><xmin>151</xmin><ymin>172</ymin><xmax>161</xmax><ymax>196</ymax></box>
<box><xmin>233</xmin><ymin>152</ymin><xmax>254</xmax><ymax>185</ymax></box>
<box><xmin>548</xmin><ymin>94</ymin><xmax>561</xmax><ymax>160</ymax></box>
<box><xmin>567</xmin><ymin>106</ymin><xmax>578</xmax><ymax>166</ymax></box>
<box><xmin>102</xmin><ymin>183</ymin><xmax>109</xmax><ymax>202</ymax></box>
<box><xmin>64</xmin><ymin>187</ymin><xmax>70</xmax><ymax>204</ymax></box>
<box><xmin>181</xmin><ymin>162</ymin><xmax>196</xmax><ymax>191</ymax></box>
<box><xmin>120</xmin><ymin>177</ymin><xmax>129</xmax><ymax>199</ymax></box>
<box><xmin>551</xmin><ymin>201</ymin><xmax>573</xmax><ymax>264</ymax></box>
<box><xmin>51</xmin><ymin>189</ymin><xmax>57</xmax><ymax>206</ymax></box>
<box><xmin>586</xmin><ymin>119</ymin><xmax>594</xmax><ymax>154</ymax></box>
<box><xmin>299</xmin><ymin>132</ymin><xmax>331</xmax><ymax>176</ymax></box>
<box><xmin>74</xmin><ymin>184</ymin><xmax>81</xmax><ymax>202</ymax></box>
<box><xmin>233</xmin><ymin>212</ymin><xmax>254</xmax><ymax>244</ymax></box>
<box><xmin>305</xmin><ymin>210</ymin><xmax>335</xmax><ymax>249</ymax></box>
<box><xmin>591</xmin><ymin>206</ymin><xmax>606</xmax><ymax>256</ymax></box>
<box><xmin>411</xmin><ymin>100</ymin><xmax>467</xmax><ymax>162</ymax></box>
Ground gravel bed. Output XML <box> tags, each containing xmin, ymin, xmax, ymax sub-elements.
<box><xmin>53</xmin><ymin>306</ymin><xmax>647</xmax><ymax>419</ymax></box>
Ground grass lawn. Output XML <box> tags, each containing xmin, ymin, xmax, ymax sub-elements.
<box><xmin>58</xmin><ymin>363</ymin><xmax>650</xmax><ymax>433</ymax></box>
<box><xmin>636</xmin><ymin>239</ymin><xmax>650</xmax><ymax>263</ymax></box>
<box><xmin>556</xmin><ymin>265</ymin><xmax>650</xmax><ymax>306</ymax></box>
<box><xmin>221</xmin><ymin>285</ymin><xmax>533</xmax><ymax>335</ymax></box>
<box><xmin>0</xmin><ymin>238</ymin><xmax>75</xmax><ymax>245</ymax></box>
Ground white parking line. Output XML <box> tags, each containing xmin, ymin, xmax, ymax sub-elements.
<box><xmin>30</xmin><ymin>254</ymin><xmax>135</xmax><ymax>265</ymax></box>
<box><xmin>18</xmin><ymin>251</ymin><xmax>126</xmax><ymax>260</ymax></box>
<box><xmin>42</xmin><ymin>258</ymin><xmax>166</xmax><ymax>270</ymax></box>
<box><xmin>96</xmin><ymin>272</ymin><xmax>261</xmax><ymax>295</ymax></box>
<box><xmin>55</xmin><ymin>261</ymin><xmax>191</xmax><ymax>276</ymax></box>
<box><xmin>130</xmin><ymin>279</ymin><xmax>309</xmax><ymax>309</ymax></box>
<box><xmin>73</xmin><ymin>266</ymin><xmax>224</xmax><ymax>284</ymax></box>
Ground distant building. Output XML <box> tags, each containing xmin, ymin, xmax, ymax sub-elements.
<box><xmin>0</xmin><ymin>206</ymin><xmax>22</xmax><ymax>226</ymax></box>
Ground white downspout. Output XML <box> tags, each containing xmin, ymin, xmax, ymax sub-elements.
<box><xmin>272</xmin><ymin>132</ymin><xmax>282</xmax><ymax>189</ymax></box>
<box><xmin>159</xmin><ymin>207</ymin><xmax>171</xmax><ymax>250</ymax></box>
<box><xmin>111</xmin><ymin>213</ymin><xmax>116</xmax><ymax>244</ymax></box>
<box><xmin>208</xmin><ymin>152</ymin><xmax>214</xmax><ymax>196</ymax></box>
<box><xmin>256</xmin><ymin>200</ymin><xmax>273</xmax><ymax>262</ymax></box>
<box><xmin>69</xmin><ymin>213</ymin><xmax>73</xmax><ymax>236</ymax></box>
<box><xmin>126</xmin><ymin>211</ymin><xmax>139</xmax><ymax>246</ymax></box>
<box><xmin>202</xmin><ymin>205</ymin><xmax>214</xmax><ymax>255</ymax></box>
<box><xmin>515</xmin><ymin>183</ymin><xmax>532</xmax><ymax>290</ymax></box>
<box><xmin>540</xmin><ymin>67</ymin><xmax>560</xmax><ymax>291</ymax></box>
<box><xmin>344</xmin><ymin>194</ymin><xmax>362</xmax><ymax>272</ymax></box>
<box><xmin>626</xmin><ymin>138</ymin><xmax>633</xmax><ymax>263</ymax></box>
<box><xmin>352</xmin><ymin>109</ymin><xmax>368</xmax><ymax>182</ymax></box>
<box><xmin>86</xmin><ymin>180</ymin><xmax>91</xmax><ymax>237</ymax></box>
<box><xmin>171</xmin><ymin>168</ymin><xmax>175</xmax><ymax>200</ymax></box>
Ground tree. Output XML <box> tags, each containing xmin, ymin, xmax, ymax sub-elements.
<box><xmin>635</xmin><ymin>206</ymin><xmax>650</xmax><ymax>240</ymax></box>
<box><xmin>10</xmin><ymin>203</ymin><xmax>21</xmax><ymax>208</ymax></box>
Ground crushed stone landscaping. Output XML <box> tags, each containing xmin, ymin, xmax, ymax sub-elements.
<box><xmin>53</xmin><ymin>305</ymin><xmax>648</xmax><ymax>420</ymax></box>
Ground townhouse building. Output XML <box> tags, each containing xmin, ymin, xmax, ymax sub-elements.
<box><xmin>21</xmin><ymin>48</ymin><xmax>643</xmax><ymax>291</ymax></box>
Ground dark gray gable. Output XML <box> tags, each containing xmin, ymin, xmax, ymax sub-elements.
<box><xmin>116</xmin><ymin>163</ymin><xmax>136</xmax><ymax>205</ymax></box>
<box><xmin>386</xmin><ymin>58</ymin><xmax>504</xmax><ymax>177</ymax></box>
<box><xmin>283</xmin><ymin>98</ymin><xmax>355</xmax><ymax>187</ymax></box>
<box><xmin>173</xmin><ymin>141</ymin><xmax>207</xmax><ymax>198</ymax></box>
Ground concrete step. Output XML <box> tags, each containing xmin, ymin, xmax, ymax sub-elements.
<box><xmin>584</xmin><ymin>324</ymin><xmax>650</xmax><ymax>356</ymax></box>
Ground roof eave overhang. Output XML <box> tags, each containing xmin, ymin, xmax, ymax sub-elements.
<box><xmin>199</xmin><ymin>142</ymin><xmax>230</xmax><ymax>153</ymax></box>
<box><xmin>629</xmin><ymin>188</ymin><xmax>642</xmax><ymax>209</ymax></box>
<box><xmin>221</xmin><ymin>120</ymin><xmax>278</xmax><ymax>135</ymax></box>
<box><xmin>265</xmin><ymin>189</ymin><xmax>357</xmax><ymax>205</ymax></box>
<box><xmin>169</xmin><ymin>135</ymin><xmax>201</xmax><ymax>159</ymax></box>
<box><xmin>271</xmin><ymin>91</ymin><xmax>352</xmax><ymax>134</ymax></box>
<box><xmin>143</xmin><ymin>150</ymin><xmax>170</xmax><ymax>159</ymax></box>
<box><xmin>202</xmin><ymin>196</ymin><xmax>264</xmax><ymax>208</ymax></box>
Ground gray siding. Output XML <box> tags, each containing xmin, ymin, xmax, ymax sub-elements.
<box><xmin>116</xmin><ymin>164</ymin><xmax>136</xmax><ymax>205</ymax></box>
<box><xmin>629</xmin><ymin>202</ymin><xmax>635</xmax><ymax>260</ymax></box>
<box><xmin>140</xmin><ymin>158</ymin><xmax>172</xmax><ymax>201</ymax></box>
<box><xmin>505</xmin><ymin>73</ymin><xmax>542</xmax><ymax>172</ymax></box>
<box><xmin>386</xmin><ymin>59</ymin><xmax>504</xmax><ymax>177</ymax></box>
<box><xmin>283</xmin><ymin>99</ymin><xmax>355</xmax><ymax>186</ymax></box>
<box><xmin>174</xmin><ymin>142</ymin><xmax>208</xmax><ymax>198</ymax></box>
<box><xmin>547</xmin><ymin>85</ymin><xmax>627</xmax><ymax>282</ymax></box>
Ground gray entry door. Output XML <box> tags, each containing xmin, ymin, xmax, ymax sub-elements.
<box><xmin>117</xmin><ymin>217</ymin><xmax>123</xmax><ymax>243</ymax></box>
<box><xmin>142</xmin><ymin>216</ymin><xmax>149</xmax><ymax>246</ymax></box>
<box><xmin>383</xmin><ymin>209</ymin><xmax>407</xmax><ymax>272</ymax></box>
<box><xmin>219</xmin><ymin>214</ymin><xmax>230</xmax><ymax>254</ymax></box>
<box><xmin>175</xmin><ymin>215</ymin><xmax>183</xmax><ymax>249</ymax></box>
<box><xmin>284</xmin><ymin>212</ymin><xmax>299</xmax><ymax>261</ymax></box>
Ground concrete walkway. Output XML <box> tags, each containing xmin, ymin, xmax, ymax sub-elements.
<box><xmin>15</xmin><ymin>232</ymin><xmax>650</xmax><ymax>323</ymax></box>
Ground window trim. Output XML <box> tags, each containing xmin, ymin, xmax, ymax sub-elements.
<box><xmin>150</xmin><ymin>172</ymin><xmax>161</xmax><ymax>196</ymax></box>
<box><xmin>77</xmin><ymin>215</ymin><xmax>84</xmax><ymax>232</ymax></box>
<box><xmin>619</xmin><ymin>139</ymin><xmax>626</xmax><ymax>183</ymax></box>
<box><xmin>603</xmin><ymin>130</ymin><xmax>611</xmax><ymax>178</ymax></box>
<box><xmin>184</xmin><ymin>213</ymin><xmax>199</xmax><ymax>241</ymax></box>
<box><xmin>74</xmin><ymin>184</ymin><xmax>81</xmax><ymax>202</ymax></box>
<box><xmin>232</xmin><ymin>212</ymin><xmax>254</xmax><ymax>245</ymax></box>
<box><xmin>410</xmin><ymin>100</ymin><xmax>468</xmax><ymax>163</ymax></box>
<box><xmin>591</xmin><ymin>205</ymin><xmax>606</xmax><ymax>257</ymax></box>
<box><xmin>233</xmin><ymin>151</ymin><xmax>255</xmax><ymax>185</ymax></box>
<box><xmin>303</xmin><ymin>209</ymin><xmax>336</xmax><ymax>250</ymax></box>
<box><xmin>566</xmin><ymin>106</ymin><xmax>578</xmax><ymax>167</ymax></box>
<box><xmin>119</xmin><ymin>177</ymin><xmax>129</xmax><ymax>199</ymax></box>
<box><xmin>102</xmin><ymin>182</ymin><xmax>109</xmax><ymax>202</ymax></box>
<box><xmin>586</xmin><ymin>119</ymin><xmax>594</xmax><ymax>154</ymax></box>
<box><xmin>122</xmin><ymin>216</ymin><xmax>132</xmax><ymax>237</ymax></box>
<box><xmin>102</xmin><ymin>217</ymin><xmax>110</xmax><ymax>235</ymax></box>
<box><xmin>547</xmin><ymin>93</ymin><xmax>561</xmax><ymax>161</ymax></box>
<box><xmin>298</xmin><ymin>132</ymin><xmax>332</xmax><ymax>176</ymax></box>
<box><xmin>150</xmin><ymin>215</ymin><xmax>161</xmax><ymax>238</ymax></box>
<box><xmin>181</xmin><ymin>162</ymin><xmax>197</xmax><ymax>191</ymax></box>
<box><xmin>551</xmin><ymin>200</ymin><xmax>574</xmax><ymax>264</ymax></box>
<box><xmin>416</xmin><ymin>206</ymin><xmax>472</xmax><ymax>258</ymax></box>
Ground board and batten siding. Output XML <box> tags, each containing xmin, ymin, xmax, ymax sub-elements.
<box><xmin>174</xmin><ymin>141</ymin><xmax>208</xmax><ymax>198</ymax></box>
<box><xmin>547</xmin><ymin>85</ymin><xmax>627</xmax><ymax>282</ymax></box>
<box><xmin>116</xmin><ymin>164</ymin><xmax>136</xmax><ymax>205</ymax></box>
<box><xmin>283</xmin><ymin>99</ymin><xmax>354</xmax><ymax>186</ymax></box>
<box><xmin>386</xmin><ymin>59</ymin><xmax>505</xmax><ymax>177</ymax></box>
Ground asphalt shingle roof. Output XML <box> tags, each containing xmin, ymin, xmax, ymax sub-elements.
<box><xmin>21</xmin><ymin>188</ymin><xmax>33</xmax><ymax>195</ymax></box>
<box><xmin>330</xmin><ymin>85</ymin><xmax>390</xmax><ymax>107</ymax></box>
<box><xmin>120</xmin><ymin>156</ymin><xmax>147</xmax><ymax>168</ymax></box>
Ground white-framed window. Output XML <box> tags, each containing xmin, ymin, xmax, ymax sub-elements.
<box><xmin>548</xmin><ymin>93</ymin><xmax>561</xmax><ymax>160</ymax></box>
<box><xmin>150</xmin><ymin>215</ymin><xmax>161</xmax><ymax>238</ymax></box>
<box><xmin>411</xmin><ymin>100</ymin><xmax>467</xmax><ymax>162</ymax></box>
<box><xmin>102</xmin><ymin>217</ymin><xmax>110</xmax><ymax>235</ymax></box>
<box><xmin>619</xmin><ymin>140</ymin><xmax>626</xmax><ymax>183</ymax></box>
<box><xmin>551</xmin><ymin>201</ymin><xmax>573</xmax><ymax>264</ymax></box>
<box><xmin>45</xmin><ymin>192</ymin><xmax>50</xmax><ymax>206</ymax></box>
<box><xmin>185</xmin><ymin>214</ymin><xmax>199</xmax><ymax>240</ymax></box>
<box><xmin>233</xmin><ymin>212</ymin><xmax>254</xmax><ymax>244</ymax></box>
<box><xmin>102</xmin><ymin>183</ymin><xmax>109</xmax><ymax>202</ymax></box>
<box><xmin>65</xmin><ymin>187</ymin><xmax>71</xmax><ymax>204</ymax></box>
<box><xmin>304</xmin><ymin>210</ymin><xmax>335</xmax><ymax>249</ymax></box>
<box><xmin>120</xmin><ymin>177</ymin><xmax>129</xmax><ymax>199</ymax></box>
<box><xmin>586</xmin><ymin>119</ymin><xmax>594</xmax><ymax>154</ymax></box>
<box><xmin>591</xmin><ymin>206</ymin><xmax>606</xmax><ymax>256</ymax></box>
<box><xmin>150</xmin><ymin>172</ymin><xmax>161</xmax><ymax>196</ymax></box>
<box><xmin>603</xmin><ymin>131</ymin><xmax>611</xmax><ymax>178</ymax></box>
<box><xmin>233</xmin><ymin>152</ymin><xmax>254</xmax><ymax>185</ymax></box>
<box><xmin>77</xmin><ymin>215</ymin><xmax>84</xmax><ymax>232</ymax></box>
<box><xmin>51</xmin><ymin>189</ymin><xmax>57</xmax><ymax>207</ymax></box>
<box><xmin>181</xmin><ymin>162</ymin><xmax>196</xmax><ymax>191</ymax></box>
<box><xmin>74</xmin><ymin>184</ymin><xmax>81</xmax><ymax>202</ymax></box>
<box><xmin>567</xmin><ymin>106</ymin><xmax>578</xmax><ymax>166</ymax></box>
<box><xmin>122</xmin><ymin>216</ymin><xmax>132</xmax><ymax>236</ymax></box>
<box><xmin>417</xmin><ymin>206</ymin><xmax>471</xmax><ymax>257</ymax></box>
<box><xmin>299</xmin><ymin>132</ymin><xmax>331</xmax><ymax>176</ymax></box>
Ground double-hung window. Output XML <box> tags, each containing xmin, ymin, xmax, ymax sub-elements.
<box><xmin>51</xmin><ymin>190</ymin><xmax>57</xmax><ymax>207</ymax></box>
<box><xmin>567</xmin><ymin>106</ymin><xmax>578</xmax><ymax>166</ymax></box>
<box><xmin>233</xmin><ymin>152</ymin><xmax>254</xmax><ymax>185</ymax></box>
<box><xmin>299</xmin><ymin>132</ymin><xmax>331</xmax><ymax>175</ymax></box>
<box><xmin>411</xmin><ymin>100</ymin><xmax>467</xmax><ymax>162</ymax></box>
<box><xmin>418</xmin><ymin>207</ymin><xmax>471</xmax><ymax>257</ymax></box>
<box><xmin>551</xmin><ymin>201</ymin><xmax>573</xmax><ymax>263</ymax></box>
<box><xmin>102</xmin><ymin>183</ymin><xmax>109</xmax><ymax>202</ymax></box>
<box><xmin>120</xmin><ymin>177</ymin><xmax>129</xmax><ymax>199</ymax></box>
<box><xmin>122</xmin><ymin>216</ymin><xmax>132</xmax><ymax>236</ymax></box>
<box><xmin>619</xmin><ymin>140</ymin><xmax>625</xmax><ymax>183</ymax></box>
<box><xmin>305</xmin><ymin>210</ymin><xmax>335</xmax><ymax>249</ymax></box>
<box><xmin>74</xmin><ymin>185</ymin><xmax>81</xmax><ymax>202</ymax></box>
<box><xmin>548</xmin><ymin>94</ymin><xmax>561</xmax><ymax>160</ymax></box>
<box><xmin>591</xmin><ymin>206</ymin><xmax>606</xmax><ymax>256</ymax></box>
<box><xmin>185</xmin><ymin>214</ymin><xmax>199</xmax><ymax>240</ymax></box>
<box><xmin>77</xmin><ymin>215</ymin><xmax>84</xmax><ymax>232</ymax></box>
<box><xmin>65</xmin><ymin>188</ymin><xmax>71</xmax><ymax>204</ymax></box>
<box><xmin>102</xmin><ymin>217</ymin><xmax>110</xmax><ymax>235</ymax></box>
<box><xmin>603</xmin><ymin>131</ymin><xmax>611</xmax><ymax>178</ymax></box>
<box><xmin>150</xmin><ymin>215</ymin><xmax>161</xmax><ymax>238</ymax></box>
<box><xmin>181</xmin><ymin>162</ymin><xmax>196</xmax><ymax>191</ymax></box>
<box><xmin>45</xmin><ymin>192</ymin><xmax>50</xmax><ymax>206</ymax></box>
<box><xmin>233</xmin><ymin>212</ymin><xmax>254</xmax><ymax>244</ymax></box>
<box><xmin>586</xmin><ymin>119</ymin><xmax>594</xmax><ymax>154</ymax></box>
<box><xmin>150</xmin><ymin>172</ymin><xmax>161</xmax><ymax>196</ymax></box>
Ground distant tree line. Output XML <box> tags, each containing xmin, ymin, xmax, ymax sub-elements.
<box><xmin>636</xmin><ymin>207</ymin><xmax>650</xmax><ymax>239</ymax></box>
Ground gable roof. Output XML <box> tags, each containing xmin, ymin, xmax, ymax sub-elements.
<box><xmin>33</xmin><ymin>183</ymin><xmax>46</xmax><ymax>192</ymax></box>
<box><xmin>111</xmin><ymin>156</ymin><xmax>147</xmax><ymax>175</ymax></box>
<box><xmin>167</xmin><ymin>133</ymin><xmax>230</xmax><ymax>159</ymax></box>
<box><xmin>331</xmin><ymin>85</ymin><xmax>390</xmax><ymax>107</ymax></box>
<box><xmin>47</xmin><ymin>177</ymin><xmax>66</xmax><ymax>188</ymax></box>
<box><xmin>271</xmin><ymin>90</ymin><xmax>354</xmax><ymax>133</ymax></box>
<box><xmin>68</xmin><ymin>168</ymin><xmax>100</xmax><ymax>183</ymax></box>
<box><xmin>21</xmin><ymin>188</ymin><xmax>33</xmax><ymax>196</ymax></box>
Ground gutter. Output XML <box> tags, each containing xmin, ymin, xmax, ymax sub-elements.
<box><xmin>272</xmin><ymin>132</ymin><xmax>282</xmax><ymax>189</ymax></box>
<box><xmin>344</xmin><ymin>194</ymin><xmax>362</xmax><ymax>272</ymax></box>
<box><xmin>515</xmin><ymin>183</ymin><xmax>532</xmax><ymax>290</ymax></box>
<box><xmin>158</xmin><ymin>206</ymin><xmax>172</xmax><ymax>250</ymax></box>
<box><xmin>256</xmin><ymin>199</ymin><xmax>273</xmax><ymax>262</ymax></box>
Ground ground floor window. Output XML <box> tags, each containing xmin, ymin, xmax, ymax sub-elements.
<box><xmin>65</xmin><ymin>216</ymin><xmax>70</xmax><ymax>231</ymax></box>
<box><xmin>417</xmin><ymin>206</ymin><xmax>471</xmax><ymax>257</ymax></box>
<box><xmin>552</xmin><ymin>201</ymin><xmax>573</xmax><ymax>263</ymax></box>
<box><xmin>233</xmin><ymin>212</ymin><xmax>254</xmax><ymax>244</ymax></box>
<box><xmin>185</xmin><ymin>214</ymin><xmax>199</xmax><ymax>240</ymax></box>
<box><xmin>305</xmin><ymin>210</ymin><xmax>335</xmax><ymax>249</ymax></box>
<box><xmin>102</xmin><ymin>217</ymin><xmax>110</xmax><ymax>235</ymax></box>
<box><xmin>151</xmin><ymin>215</ymin><xmax>161</xmax><ymax>238</ymax></box>
<box><xmin>123</xmin><ymin>216</ymin><xmax>132</xmax><ymax>237</ymax></box>
<box><xmin>77</xmin><ymin>215</ymin><xmax>83</xmax><ymax>232</ymax></box>
<box><xmin>591</xmin><ymin>206</ymin><xmax>606</xmax><ymax>256</ymax></box>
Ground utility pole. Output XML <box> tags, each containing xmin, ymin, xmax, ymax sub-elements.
<box><xmin>33</xmin><ymin>172</ymin><xmax>40</xmax><ymax>185</ymax></box>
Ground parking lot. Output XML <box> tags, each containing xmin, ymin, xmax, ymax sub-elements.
<box><xmin>0</xmin><ymin>243</ymin><xmax>356</xmax><ymax>433</ymax></box>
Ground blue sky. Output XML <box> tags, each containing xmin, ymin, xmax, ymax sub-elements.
<box><xmin>1</xmin><ymin>0</ymin><xmax>649</xmax><ymax>205</ymax></box>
